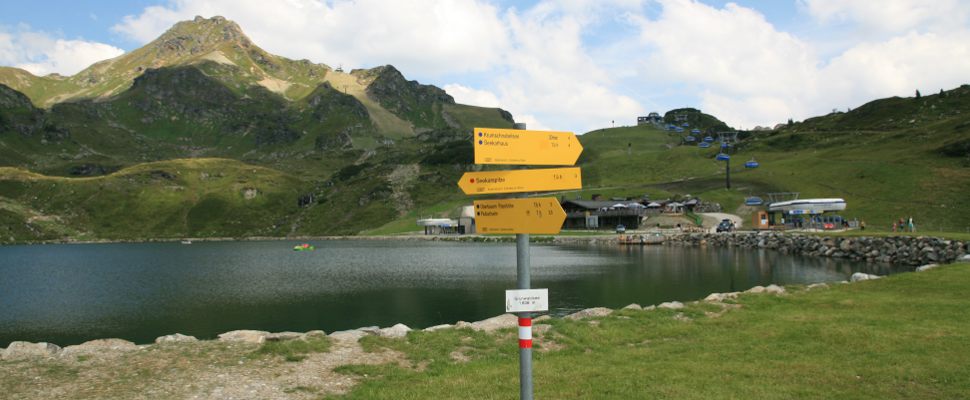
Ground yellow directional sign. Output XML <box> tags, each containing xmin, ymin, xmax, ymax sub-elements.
<box><xmin>474</xmin><ymin>127</ymin><xmax>583</xmax><ymax>165</ymax></box>
<box><xmin>474</xmin><ymin>197</ymin><xmax>566</xmax><ymax>234</ymax></box>
<box><xmin>458</xmin><ymin>167</ymin><xmax>582</xmax><ymax>195</ymax></box>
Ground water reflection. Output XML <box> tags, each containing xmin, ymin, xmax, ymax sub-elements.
<box><xmin>0</xmin><ymin>240</ymin><xmax>908</xmax><ymax>347</ymax></box>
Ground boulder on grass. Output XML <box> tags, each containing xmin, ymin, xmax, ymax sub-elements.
<box><xmin>155</xmin><ymin>333</ymin><xmax>198</xmax><ymax>344</ymax></box>
<box><xmin>2</xmin><ymin>342</ymin><xmax>61</xmax><ymax>360</ymax></box>
<box><xmin>850</xmin><ymin>272</ymin><xmax>882</xmax><ymax>282</ymax></box>
<box><xmin>378</xmin><ymin>323</ymin><xmax>412</xmax><ymax>338</ymax></box>
<box><xmin>916</xmin><ymin>263</ymin><xmax>939</xmax><ymax>272</ymax></box>
<box><xmin>765</xmin><ymin>284</ymin><xmax>786</xmax><ymax>294</ymax></box>
<box><xmin>470</xmin><ymin>314</ymin><xmax>519</xmax><ymax>332</ymax></box>
<box><xmin>217</xmin><ymin>330</ymin><xmax>269</xmax><ymax>344</ymax></box>
<box><xmin>704</xmin><ymin>292</ymin><xmax>739</xmax><ymax>302</ymax></box>
<box><xmin>565</xmin><ymin>307</ymin><xmax>613</xmax><ymax>320</ymax></box>
<box><xmin>423</xmin><ymin>324</ymin><xmax>453</xmax><ymax>332</ymax></box>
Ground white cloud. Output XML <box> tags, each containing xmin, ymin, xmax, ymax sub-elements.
<box><xmin>631</xmin><ymin>0</ymin><xmax>970</xmax><ymax>128</ymax></box>
<box><xmin>443</xmin><ymin>84</ymin><xmax>501</xmax><ymax>108</ymax></box>
<box><xmin>0</xmin><ymin>26</ymin><xmax>124</xmax><ymax>76</ymax></box>
<box><xmin>113</xmin><ymin>4</ymin><xmax>187</xmax><ymax>43</ymax></box>
<box><xmin>634</xmin><ymin>0</ymin><xmax>817</xmax><ymax>127</ymax></box>
<box><xmin>512</xmin><ymin>114</ymin><xmax>551</xmax><ymax>131</ymax></box>
<box><xmin>820</xmin><ymin>30</ymin><xmax>970</xmax><ymax>104</ymax></box>
<box><xmin>485</xmin><ymin>2</ymin><xmax>644</xmax><ymax>132</ymax></box>
<box><xmin>800</xmin><ymin>0</ymin><xmax>970</xmax><ymax>35</ymax></box>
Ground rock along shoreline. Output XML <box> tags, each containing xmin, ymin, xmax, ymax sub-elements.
<box><xmin>661</xmin><ymin>231</ymin><xmax>968</xmax><ymax>266</ymax></box>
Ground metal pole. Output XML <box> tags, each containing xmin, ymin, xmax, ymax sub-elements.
<box><xmin>517</xmin><ymin>232</ymin><xmax>532</xmax><ymax>400</ymax></box>
<box><xmin>512</xmin><ymin>122</ymin><xmax>533</xmax><ymax>400</ymax></box>
<box><xmin>725</xmin><ymin>157</ymin><xmax>731</xmax><ymax>189</ymax></box>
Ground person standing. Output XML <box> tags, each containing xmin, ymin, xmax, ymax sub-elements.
<box><xmin>908</xmin><ymin>216</ymin><xmax>915</xmax><ymax>232</ymax></box>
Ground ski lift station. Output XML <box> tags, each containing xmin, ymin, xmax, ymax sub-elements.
<box><xmin>417</xmin><ymin>218</ymin><xmax>459</xmax><ymax>234</ymax></box>
<box><xmin>753</xmin><ymin>198</ymin><xmax>849</xmax><ymax>230</ymax></box>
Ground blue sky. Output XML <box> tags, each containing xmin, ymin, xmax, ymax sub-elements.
<box><xmin>2</xmin><ymin>0</ymin><xmax>969</xmax><ymax>133</ymax></box>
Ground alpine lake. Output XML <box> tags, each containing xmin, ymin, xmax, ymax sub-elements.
<box><xmin>0</xmin><ymin>239</ymin><xmax>910</xmax><ymax>347</ymax></box>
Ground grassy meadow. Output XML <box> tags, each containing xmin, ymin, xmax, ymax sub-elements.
<box><xmin>330</xmin><ymin>262</ymin><xmax>970</xmax><ymax>399</ymax></box>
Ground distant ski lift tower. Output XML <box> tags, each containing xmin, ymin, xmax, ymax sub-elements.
<box><xmin>766</xmin><ymin>192</ymin><xmax>800</xmax><ymax>204</ymax></box>
<box><xmin>717</xmin><ymin>131</ymin><xmax>738</xmax><ymax>153</ymax></box>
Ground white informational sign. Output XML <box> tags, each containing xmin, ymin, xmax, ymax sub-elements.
<box><xmin>505</xmin><ymin>289</ymin><xmax>549</xmax><ymax>313</ymax></box>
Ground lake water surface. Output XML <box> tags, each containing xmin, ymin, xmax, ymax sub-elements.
<box><xmin>0</xmin><ymin>240</ymin><xmax>908</xmax><ymax>347</ymax></box>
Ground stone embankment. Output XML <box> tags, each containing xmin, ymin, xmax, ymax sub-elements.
<box><xmin>666</xmin><ymin>232</ymin><xmax>968</xmax><ymax>266</ymax></box>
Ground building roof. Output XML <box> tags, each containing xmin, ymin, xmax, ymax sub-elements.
<box><xmin>562</xmin><ymin>200</ymin><xmax>643</xmax><ymax>210</ymax></box>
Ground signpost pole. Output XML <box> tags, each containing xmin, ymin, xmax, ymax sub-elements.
<box><xmin>513</xmin><ymin>122</ymin><xmax>533</xmax><ymax>400</ymax></box>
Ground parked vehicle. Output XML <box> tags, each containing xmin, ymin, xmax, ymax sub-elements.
<box><xmin>716</xmin><ymin>219</ymin><xmax>734</xmax><ymax>232</ymax></box>
<box><xmin>615</xmin><ymin>224</ymin><xmax>626</xmax><ymax>233</ymax></box>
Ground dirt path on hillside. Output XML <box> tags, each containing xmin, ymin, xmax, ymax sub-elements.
<box><xmin>324</xmin><ymin>71</ymin><xmax>413</xmax><ymax>138</ymax></box>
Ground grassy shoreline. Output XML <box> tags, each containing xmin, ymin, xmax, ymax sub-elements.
<box><xmin>334</xmin><ymin>262</ymin><xmax>970</xmax><ymax>399</ymax></box>
<box><xmin>3</xmin><ymin>262</ymin><xmax>968</xmax><ymax>399</ymax></box>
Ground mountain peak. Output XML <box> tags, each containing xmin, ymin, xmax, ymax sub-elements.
<box><xmin>153</xmin><ymin>15</ymin><xmax>252</xmax><ymax>54</ymax></box>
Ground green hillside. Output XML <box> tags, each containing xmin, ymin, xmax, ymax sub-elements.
<box><xmin>572</xmin><ymin>85</ymin><xmax>970</xmax><ymax>232</ymax></box>
<box><xmin>0</xmin><ymin>159</ymin><xmax>301</xmax><ymax>241</ymax></box>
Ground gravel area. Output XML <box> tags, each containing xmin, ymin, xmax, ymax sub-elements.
<box><xmin>0</xmin><ymin>334</ymin><xmax>404</xmax><ymax>400</ymax></box>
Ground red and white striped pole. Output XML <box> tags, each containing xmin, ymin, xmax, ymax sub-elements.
<box><xmin>518</xmin><ymin>317</ymin><xmax>532</xmax><ymax>349</ymax></box>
